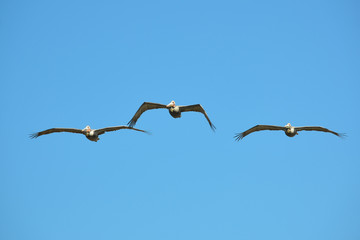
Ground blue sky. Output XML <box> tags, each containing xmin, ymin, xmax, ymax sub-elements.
<box><xmin>1</xmin><ymin>0</ymin><xmax>360</xmax><ymax>239</ymax></box>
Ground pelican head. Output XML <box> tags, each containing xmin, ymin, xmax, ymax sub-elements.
<box><xmin>166</xmin><ymin>100</ymin><xmax>176</xmax><ymax>108</ymax></box>
<box><xmin>83</xmin><ymin>125</ymin><xmax>91</xmax><ymax>132</ymax></box>
<box><xmin>285</xmin><ymin>123</ymin><xmax>292</xmax><ymax>128</ymax></box>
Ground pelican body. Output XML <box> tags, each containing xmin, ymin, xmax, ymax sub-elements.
<box><xmin>284</xmin><ymin>123</ymin><xmax>297</xmax><ymax>137</ymax></box>
<box><xmin>83</xmin><ymin>126</ymin><xmax>100</xmax><ymax>142</ymax></box>
<box><xmin>168</xmin><ymin>103</ymin><xmax>181</xmax><ymax>118</ymax></box>
<box><xmin>30</xmin><ymin>125</ymin><xmax>148</xmax><ymax>142</ymax></box>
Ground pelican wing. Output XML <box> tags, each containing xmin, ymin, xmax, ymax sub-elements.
<box><xmin>95</xmin><ymin>126</ymin><xmax>148</xmax><ymax>135</ymax></box>
<box><xmin>234</xmin><ymin>125</ymin><xmax>285</xmax><ymax>141</ymax></box>
<box><xmin>128</xmin><ymin>102</ymin><xmax>168</xmax><ymax>127</ymax></box>
<box><xmin>178</xmin><ymin>104</ymin><xmax>216</xmax><ymax>131</ymax></box>
<box><xmin>30</xmin><ymin>128</ymin><xmax>83</xmax><ymax>139</ymax></box>
<box><xmin>295</xmin><ymin>126</ymin><xmax>345</xmax><ymax>137</ymax></box>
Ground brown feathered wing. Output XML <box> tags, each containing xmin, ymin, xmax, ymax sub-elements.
<box><xmin>234</xmin><ymin>125</ymin><xmax>285</xmax><ymax>141</ymax></box>
<box><xmin>294</xmin><ymin>126</ymin><xmax>345</xmax><ymax>137</ymax></box>
<box><xmin>30</xmin><ymin>128</ymin><xmax>83</xmax><ymax>139</ymax></box>
<box><xmin>178</xmin><ymin>104</ymin><xmax>216</xmax><ymax>131</ymax></box>
<box><xmin>95</xmin><ymin>126</ymin><xmax>148</xmax><ymax>135</ymax></box>
<box><xmin>128</xmin><ymin>102</ymin><xmax>168</xmax><ymax>127</ymax></box>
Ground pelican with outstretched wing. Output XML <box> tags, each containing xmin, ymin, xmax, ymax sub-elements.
<box><xmin>128</xmin><ymin>100</ymin><xmax>216</xmax><ymax>131</ymax></box>
<box><xmin>234</xmin><ymin>123</ymin><xmax>345</xmax><ymax>141</ymax></box>
<box><xmin>30</xmin><ymin>125</ymin><xmax>148</xmax><ymax>142</ymax></box>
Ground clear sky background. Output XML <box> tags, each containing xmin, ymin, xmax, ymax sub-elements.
<box><xmin>1</xmin><ymin>0</ymin><xmax>360</xmax><ymax>239</ymax></box>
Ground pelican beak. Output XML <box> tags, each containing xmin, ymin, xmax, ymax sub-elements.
<box><xmin>166</xmin><ymin>101</ymin><xmax>175</xmax><ymax>107</ymax></box>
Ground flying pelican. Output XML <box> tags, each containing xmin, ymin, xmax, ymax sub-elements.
<box><xmin>128</xmin><ymin>100</ymin><xmax>216</xmax><ymax>130</ymax></box>
<box><xmin>234</xmin><ymin>123</ymin><xmax>345</xmax><ymax>141</ymax></box>
<box><xmin>30</xmin><ymin>125</ymin><xmax>148</xmax><ymax>142</ymax></box>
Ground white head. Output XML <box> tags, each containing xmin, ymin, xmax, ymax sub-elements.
<box><xmin>83</xmin><ymin>125</ymin><xmax>91</xmax><ymax>132</ymax></box>
<box><xmin>285</xmin><ymin>123</ymin><xmax>292</xmax><ymax>127</ymax></box>
<box><xmin>166</xmin><ymin>100</ymin><xmax>176</xmax><ymax>107</ymax></box>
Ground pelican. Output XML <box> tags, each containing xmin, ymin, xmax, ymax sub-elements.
<box><xmin>128</xmin><ymin>100</ymin><xmax>216</xmax><ymax>130</ymax></box>
<box><xmin>234</xmin><ymin>123</ymin><xmax>345</xmax><ymax>141</ymax></box>
<box><xmin>30</xmin><ymin>125</ymin><xmax>148</xmax><ymax>142</ymax></box>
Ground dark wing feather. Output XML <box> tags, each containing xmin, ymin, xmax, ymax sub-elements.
<box><xmin>128</xmin><ymin>102</ymin><xmax>167</xmax><ymax>127</ymax></box>
<box><xmin>295</xmin><ymin>126</ymin><xmax>345</xmax><ymax>137</ymax></box>
<box><xmin>178</xmin><ymin>104</ymin><xmax>216</xmax><ymax>131</ymax></box>
<box><xmin>29</xmin><ymin>128</ymin><xmax>83</xmax><ymax>139</ymax></box>
<box><xmin>234</xmin><ymin>125</ymin><xmax>285</xmax><ymax>141</ymax></box>
<box><xmin>95</xmin><ymin>126</ymin><xmax>149</xmax><ymax>135</ymax></box>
